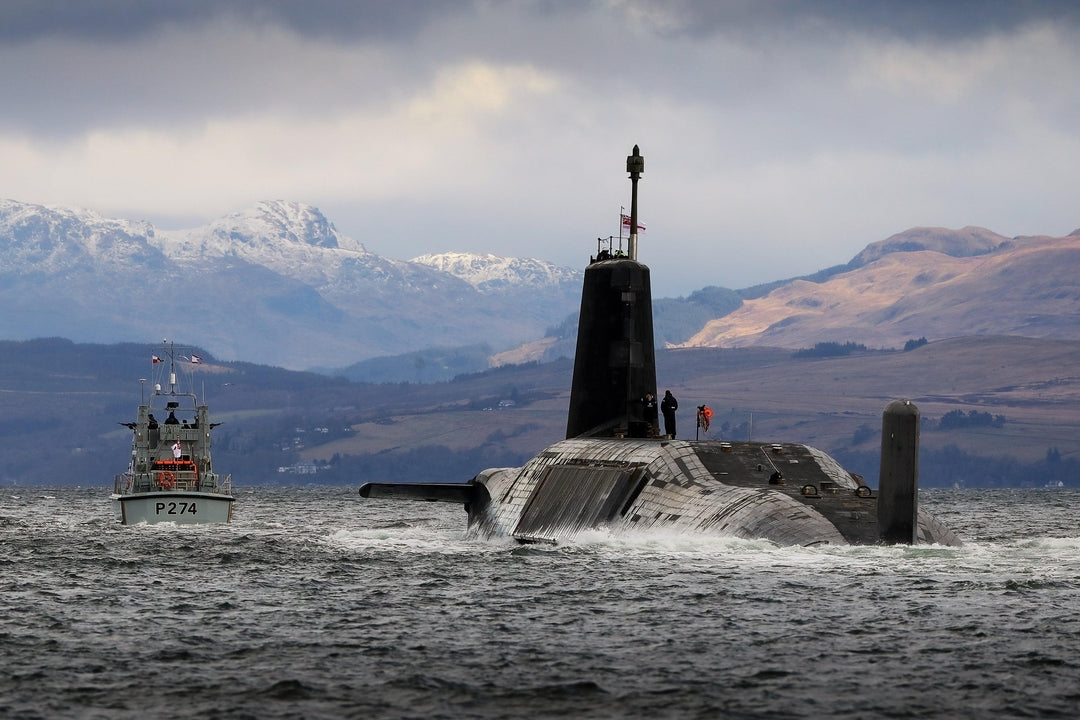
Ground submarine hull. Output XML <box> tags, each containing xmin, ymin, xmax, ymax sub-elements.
<box><xmin>443</xmin><ymin>438</ymin><xmax>960</xmax><ymax>546</ymax></box>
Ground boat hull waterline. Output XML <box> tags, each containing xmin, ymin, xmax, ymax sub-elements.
<box><xmin>111</xmin><ymin>491</ymin><xmax>235</xmax><ymax>525</ymax></box>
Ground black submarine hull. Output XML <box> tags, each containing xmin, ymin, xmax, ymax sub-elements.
<box><xmin>361</xmin><ymin>437</ymin><xmax>960</xmax><ymax>546</ymax></box>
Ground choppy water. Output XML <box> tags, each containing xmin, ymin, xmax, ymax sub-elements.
<box><xmin>2</xmin><ymin>486</ymin><xmax>1079</xmax><ymax>719</ymax></box>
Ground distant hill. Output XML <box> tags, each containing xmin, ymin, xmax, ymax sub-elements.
<box><xmin>682</xmin><ymin>227</ymin><xmax>1080</xmax><ymax>350</ymax></box>
<box><xmin>3</xmin><ymin>336</ymin><xmax>1079</xmax><ymax>490</ymax></box>
<box><xmin>5</xmin><ymin>196</ymin><xmax>1079</xmax><ymax>378</ymax></box>
<box><xmin>488</xmin><ymin>224</ymin><xmax>1080</xmax><ymax>366</ymax></box>
<box><xmin>849</xmin><ymin>226</ymin><xmax>1013</xmax><ymax>267</ymax></box>
<box><xmin>0</xmin><ymin>199</ymin><xmax>582</xmax><ymax>370</ymax></box>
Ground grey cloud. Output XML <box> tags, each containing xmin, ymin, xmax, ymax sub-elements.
<box><xmin>3</xmin><ymin>0</ymin><xmax>1079</xmax><ymax>297</ymax></box>
<box><xmin>633</xmin><ymin>0</ymin><xmax>1080</xmax><ymax>40</ymax></box>
<box><xmin>0</xmin><ymin>0</ymin><xmax>464</xmax><ymax>43</ymax></box>
<box><xmin>5</xmin><ymin>0</ymin><xmax>1078</xmax><ymax>46</ymax></box>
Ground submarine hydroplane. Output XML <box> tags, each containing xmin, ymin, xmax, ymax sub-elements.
<box><xmin>359</xmin><ymin>146</ymin><xmax>960</xmax><ymax>547</ymax></box>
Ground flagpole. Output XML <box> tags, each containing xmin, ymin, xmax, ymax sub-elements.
<box><xmin>619</xmin><ymin>205</ymin><xmax>624</xmax><ymax>250</ymax></box>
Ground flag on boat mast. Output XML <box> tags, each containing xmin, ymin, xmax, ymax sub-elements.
<box><xmin>151</xmin><ymin>355</ymin><xmax>162</xmax><ymax>364</ymax></box>
<box><xmin>190</xmin><ymin>354</ymin><xmax>203</xmax><ymax>364</ymax></box>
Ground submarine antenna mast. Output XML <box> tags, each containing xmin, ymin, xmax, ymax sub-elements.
<box><xmin>626</xmin><ymin>145</ymin><xmax>644</xmax><ymax>260</ymax></box>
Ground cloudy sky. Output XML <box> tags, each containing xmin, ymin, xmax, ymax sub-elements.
<box><xmin>3</xmin><ymin>1</ymin><xmax>1079</xmax><ymax>296</ymax></box>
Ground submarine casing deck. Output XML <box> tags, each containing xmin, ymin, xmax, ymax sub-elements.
<box><xmin>464</xmin><ymin>438</ymin><xmax>960</xmax><ymax>546</ymax></box>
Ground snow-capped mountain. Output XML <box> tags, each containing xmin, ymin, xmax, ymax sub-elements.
<box><xmin>151</xmin><ymin>200</ymin><xmax>473</xmax><ymax>302</ymax></box>
<box><xmin>0</xmin><ymin>199</ymin><xmax>582</xmax><ymax>369</ymax></box>
<box><xmin>153</xmin><ymin>201</ymin><xmax>365</xmax><ymax>268</ymax></box>
<box><xmin>411</xmin><ymin>251</ymin><xmax>580</xmax><ymax>293</ymax></box>
<box><xmin>0</xmin><ymin>199</ymin><xmax>163</xmax><ymax>271</ymax></box>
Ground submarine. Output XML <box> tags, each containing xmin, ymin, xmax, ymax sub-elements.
<box><xmin>359</xmin><ymin>146</ymin><xmax>961</xmax><ymax>547</ymax></box>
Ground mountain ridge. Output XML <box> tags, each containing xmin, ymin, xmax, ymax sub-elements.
<box><xmin>0</xmin><ymin>198</ymin><xmax>583</xmax><ymax>370</ymax></box>
<box><xmin>681</xmin><ymin>228</ymin><xmax>1080</xmax><ymax>350</ymax></box>
<box><xmin>5</xmin><ymin>196</ymin><xmax>1078</xmax><ymax>376</ymax></box>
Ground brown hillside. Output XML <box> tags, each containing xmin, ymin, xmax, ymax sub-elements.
<box><xmin>850</xmin><ymin>226</ymin><xmax>1011</xmax><ymax>266</ymax></box>
<box><xmin>298</xmin><ymin>337</ymin><xmax>1080</xmax><ymax>470</ymax></box>
<box><xmin>684</xmin><ymin>231</ymin><xmax>1080</xmax><ymax>349</ymax></box>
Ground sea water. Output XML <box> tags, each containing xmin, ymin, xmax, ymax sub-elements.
<box><xmin>1</xmin><ymin>486</ymin><xmax>1078</xmax><ymax>719</ymax></box>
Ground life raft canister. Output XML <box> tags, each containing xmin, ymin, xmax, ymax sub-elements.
<box><xmin>156</xmin><ymin>470</ymin><xmax>176</xmax><ymax>489</ymax></box>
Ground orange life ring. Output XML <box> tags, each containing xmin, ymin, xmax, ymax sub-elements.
<box><xmin>156</xmin><ymin>470</ymin><xmax>176</xmax><ymax>490</ymax></box>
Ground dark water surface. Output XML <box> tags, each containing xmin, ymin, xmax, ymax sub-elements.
<box><xmin>2</xmin><ymin>486</ymin><xmax>1079</xmax><ymax>719</ymax></box>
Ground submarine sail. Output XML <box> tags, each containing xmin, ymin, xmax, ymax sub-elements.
<box><xmin>566</xmin><ymin>146</ymin><xmax>658</xmax><ymax>441</ymax></box>
<box><xmin>359</xmin><ymin>146</ymin><xmax>961</xmax><ymax>547</ymax></box>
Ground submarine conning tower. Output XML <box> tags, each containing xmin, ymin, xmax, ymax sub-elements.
<box><xmin>565</xmin><ymin>145</ymin><xmax>659</xmax><ymax>440</ymax></box>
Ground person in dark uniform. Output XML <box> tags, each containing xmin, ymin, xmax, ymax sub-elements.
<box><xmin>661</xmin><ymin>390</ymin><xmax>678</xmax><ymax>438</ymax></box>
<box><xmin>640</xmin><ymin>393</ymin><xmax>658</xmax><ymax>433</ymax></box>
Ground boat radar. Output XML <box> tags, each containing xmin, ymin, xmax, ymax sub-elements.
<box><xmin>359</xmin><ymin>147</ymin><xmax>960</xmax><ymax>547</ymax></box>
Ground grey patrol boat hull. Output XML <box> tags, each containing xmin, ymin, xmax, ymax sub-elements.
<box><xmin>112</xmin><ymin>491</ymin><xmax>234</xmax><ymax>525</ymax></box>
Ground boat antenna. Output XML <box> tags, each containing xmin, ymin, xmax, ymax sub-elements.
<box><xmin>167</xmin><ymin>341</ymin><xmax>178</xmax><ymax>394</ymax></box>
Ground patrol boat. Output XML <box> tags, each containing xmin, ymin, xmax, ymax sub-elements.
<box><xmin>359</xmin><ymin>146</ymin><xmax>960</xmax><ymax>547</ymax></box>
<box><xmin>111</xmin><ymin>343</ymin><xmax>234</xmax><ymax>524</ymax></box>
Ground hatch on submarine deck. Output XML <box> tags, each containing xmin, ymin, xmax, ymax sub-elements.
<box><xmin>358</xmin><ymin>145</ymin><xmax>961</xmax><ymax>547</ymax></box>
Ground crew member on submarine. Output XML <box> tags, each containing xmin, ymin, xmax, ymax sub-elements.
<box><xmin>640</xmin><ymin>393</ymin><xmax>658</xmax><ymax>434</ymax></box>
<box><xmin>661</xmin><ymin>390</ymin><xmax>678</xmax><ymax>438</ymax></box>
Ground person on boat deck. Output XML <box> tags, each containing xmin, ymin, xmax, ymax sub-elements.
<box><xmin>165</xmin><ymin>411</ymin><xmax>179</xmax><ymax>425</ymax></box>
<box><xmin>148</xmin><ymin>414</ymin><xmax>158</xmax><ymax>429</ymax></box>
<box><xmin>661</xmin><ymin>390</ymin><xmax>678</xmax><ymax>438</ymax></box>
<box><xmin>172</xmin><ymin>441</ymin><xmax>182</xmax><ymax>460</ymax></box>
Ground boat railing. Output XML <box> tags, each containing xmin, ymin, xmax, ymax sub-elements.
<box><xmin>148</xmin><ymin>465</ymin><xmax>200</xmax><ymax>491</ymax></box>
<box><xmin>117</xmin><ymin>468</ymin><xmax>230</xmax><ymax>495</ymax></box>
<box><xmin>591</xmin><ymin>235</ymin><xmax>628</xmax><ymax>264</ymax></box>
<box><xmin>114</xmin><ymin>473</ymin><xmax>133</xmax><ymax>494</ymax></box>
<box><xmin>174</xmin><ymin>471</ymin><xmax>200</xmax><ymax>491</ymax></box>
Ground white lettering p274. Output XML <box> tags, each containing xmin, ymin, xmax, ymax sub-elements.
<box><xmin>155</xmin><ymin>501</ymin><xmax>198</xmax><ymax>516</ymax></box>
